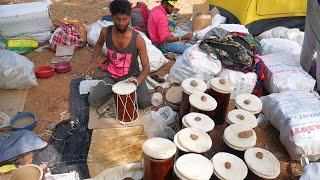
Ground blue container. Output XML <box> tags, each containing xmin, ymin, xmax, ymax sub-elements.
<box><xmin>10</xmin><ymin>112</ymin><xmax>37</xmax><ymax>131</ymax></box>
<box><xmin>102</xmin><ymin>15</ymin><xmax>112</xmax><ymax>22</ymax></box>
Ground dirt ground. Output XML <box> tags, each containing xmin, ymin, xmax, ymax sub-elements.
<box><xmin>1</xmin><ymin>0</ymin><xmax>303</xmax><ymax>179</ymax></box>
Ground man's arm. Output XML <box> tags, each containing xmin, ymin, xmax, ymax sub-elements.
<box><xmin>85</xmin><ymin>27</ymin><xmax>107</xmax><ymax>74</ymax></box>
<box><xmin>136</xmin><ymin>34</ymin><xmax>150</xmax><ymax>86</ymax></box>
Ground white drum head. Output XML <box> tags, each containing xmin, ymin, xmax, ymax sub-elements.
<box><xmin>177</xmin><ymin>127</ymin><xmax>212</xmax><ymax>153</ymax></box>
<box><xmin>142</xmin><ymin>137</ymin><xmax>177</xmax><ymax>160</ymax></box>
<box><xmin>235</xmin><ymin>94</ymin><xmax>262</xmax><ymax>114</ymax></box>
<box><xmin>211</xmin><ymin>152</ymin><xmax>248</xmax><ymax>180</ymax></box>
<box><xmin>175</xmin><ymin>153</ymin><xmax>213</xmax><ymax>180</ymax></box>
<box><xmin>183</xmin><ymin>112</ymin><xmax>215</xmax><ymax>132</ymax></box>
<box><xmin>189</xmin><ymin>92</ymin><xmax>217</xmax><ymax>111</ymax></box>
<box><xmin>244</xmin><ymin>147</ymin><xmax>280</xmax><ymax>179</ymax></box>
<box><xmin>181</xmin><ymin>78</ymin><xmax>207</xmax><ymax>95</ymax></box>
<box><xmin>112</xmin><ymin>81</ymin><xmax>137</xmax><ymax>95</ymax></box>
<box><xmin>223</xmin><ymin>124</ymin><xmax>256</xmax><ymax>151</ymax></box>
<box><xmin>174</xmin><ymin>133</ymin><xmax>190</xmax><ymax>152</ymax></box>
<box><xmin>210</xmin><ymin>77</ymin><xmax>234</xmax><ymax>94</ymax></box>
<box><xmin>227</xmin><ymin>109</ymin><xmax>258</xmax><ymax>128</ymax></box>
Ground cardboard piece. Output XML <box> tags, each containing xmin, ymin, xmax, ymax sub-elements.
<box><xmin>0</xmin><ymin>89</ymin><xmax>28</xmax><ymax>118</ymax></box>
<box><xmin>55</xmin><ymin>46</ymin><xmax>75</xmax><ymax>57</ymax></box>
<box><xmin>192</xmin><ymin>3</ymin><xmax>210</xmax><ymax>17</ymax></box>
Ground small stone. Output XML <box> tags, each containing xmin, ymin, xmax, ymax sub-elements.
<box><xmin>190</xmin><ymin>134</ymin><xmax>198</xmax><ymax>140</ymax></box>
<box><xmin>219</xmin><ymin>79</ymin><xmax>226</xmax><ymax>84</ymax></box>
<box><xmin>236</xmin><ymin>114</ymin><xmax>245</xmax><ymax>120</ymax></box>
<box><xmin>201</xmin><ymin>95</ymin><xmax>207</xmax><ymax>101</ymax></box>
<box><xmin>190</xmin><ymin>80</ymin><xmax>198</xmax><ymax>87</ymax></box>
<box><xmin>224</xmin><ymin>162</ymin><xmax>231</xmax><ymax>169</ymax></box>
<box><xmin>238</xmin><ymin>130</ymin><xmax>254</xmax><ymax>138</ymax></box>
<box><xmin>256</xmin><ymin>152</ymin><xmax>264</xmax><ymax>159</ymax></box>
<box><xmin>244</xmin><ymin>99</ymin><xmax>251</xmax><ymax>105</ymax></box>
<box><xmin>195</xmin><ymin>117</ymin><xmax>202</xmax><ymax>121</ymax></box>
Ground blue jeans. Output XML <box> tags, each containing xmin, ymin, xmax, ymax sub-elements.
<box><xmin>160</xmin><ymin>42</ymin><xmax>192</xmax><ymax>54</ymax></box>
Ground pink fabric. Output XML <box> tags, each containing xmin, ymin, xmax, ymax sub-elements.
<box><xmin>147</xmin><ymin>5</ymin><xmax>173</xmax><ymax>45</ymax></box>
<box><xmin>100</xmin><ymin>48</ymin><xmax>132</xmax><ymax>78</ymax></box>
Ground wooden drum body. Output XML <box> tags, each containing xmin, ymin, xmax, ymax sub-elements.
<box><xmin>209</xmin><ymin>78</ymin><xmax>234</xmax><ymax>126</ymax></box>
<box><xmin>178</xmin><ymin>78</ymin><xmax>207</xmax><ymax>129</ymax></box>
<box><xmin>112</xmin><ymin>81</ymin><xmax>139</xmax><ymax>124</ymax></box>
<box><xmin>142</xmin><ymin>138</ymin><xmax>177</xmax><ymax>180</ymax></box>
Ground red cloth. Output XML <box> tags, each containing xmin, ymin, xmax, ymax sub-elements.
<box><xmin>51</xmin><ymin>24</ymin><xmax>83</xmax><ymax>50</ymax></box>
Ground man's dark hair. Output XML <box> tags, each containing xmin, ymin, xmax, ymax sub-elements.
<box><xmin>109</xmin><ymin>0</ymin><xmax>132</xmax><ymax>15</ymax></box>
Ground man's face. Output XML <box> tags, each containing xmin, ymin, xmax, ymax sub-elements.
<box><xmin>112</xmin><ymin>14</ymin><xmax>131</xmax><ymax>33</ymax></box>
<box><xmin>164</xmin><ymin>3</ymin><xmax>174</xmax><ymax>14</ymax></box>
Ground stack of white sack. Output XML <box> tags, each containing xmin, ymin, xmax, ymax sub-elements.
<box><xmin>261</xmin><ymin>53</ymin><xmax>315</xmax><ymax>93</ymax></box>
<box><xmin>261</xmin><ymin>91</ymin><xmax>320</xmax><ymax>161</ymax></box>
<box><xmin>0</xmin><ymin>1</ymin><xmax>52</xmax><ymax>44</ymax></box>
<box><xmin>259</xmin><ymin>26</ymin><xmax>304</xmax><ymax>46</ymax></box>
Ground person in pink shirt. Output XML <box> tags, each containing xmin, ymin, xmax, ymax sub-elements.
<box><xmin>147</xmin><ymin>0</ymin><xmax>193</xmax><ymax>54</ymax></box>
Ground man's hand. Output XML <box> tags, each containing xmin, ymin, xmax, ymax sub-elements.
<box><xmin>127</xmin><ymin>76</ymin><xmax>139</xmax><ymax>86</ymax></box>
<box><xmin>85</xmin><ymin>63</ymin><xmax>97</xmax><ymax>75</ymax></box>
<box><xmin>182</xmin><ymin>33</ymin><xmax>193</xmax><ymax>41</ymax></box>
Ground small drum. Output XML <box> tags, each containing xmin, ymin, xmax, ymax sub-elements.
<box><xmin>165</xmin><ymin>86</ymin><xmax>182</xmax><ymax>111</ymax></box>
<box><xmin>211</xmin><ymin>152</ymin><xmax>248</xmax><ymax>180</ymax></box>
<box><xmin>223</xmin><ymin>124</ymin><xmax>257</xmax><ymax>159</ymax></box>
<box><xmin>179</xmin><ymin>78</ymin><xmax>207</xmax><ymax>128</ymax></box>
<box><xmin>112</xmin><ymin>81</ymin><xmax>139</xmax><ymax>124</ymax></box>
<box><xmin>227</xmin><ymin>109</ymin><xmax>258</xmax><ymax>128</ymax></box>
<box><xmin>181</xmin><ymin>112</ymin><xmax>215</xmax><ymax>133</ymax></box>
<box><xmin>174</xmin><ymin>153</ymin><xmax>213</xmax><ymax>180</ymax></box>
<box><xmin>244</xmin><ymin>147</ymin><xmax>280</xmax><ymax>179</ymax></box>
<box><xmin>142</xmin><ymin>137</ymin><xmax>177</xmax><ymax>180</ymax></box>
<box><xmin>235</xmin><ymin>94</ymin><xmax>262</xmax><ymax>117</ymax></box>
<box><xmin>189</xmin><ymin>92</ymin><xmax>217</xmax><ymax>117</ymax></box>
<box><xmin>209</xmin><ymin>77</ymin><xmax>234</xmax><ymax>125</ymax></box>
<box><xmin>174</xmin><ymin>127</ymin><xmax>212</xmax><ymax>157</ymax></box>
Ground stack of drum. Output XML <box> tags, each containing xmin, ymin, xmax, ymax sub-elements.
<box><xmin>141</xmin><ymin>76</ymin><xmax>280</xmax><ymax>180</ymax></box>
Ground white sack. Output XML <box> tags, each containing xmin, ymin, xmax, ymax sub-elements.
<box><xmin>0</xmin><ymin>50</ymin><xmax>38</xmax><ymax>89</ymax></box>
<box><xmin>87</xmin><ymin>20</ymin><xmax>168</xmax><ymax>72</ymax></box>
<box><xmin>260</xmin><ymin>38</ymin><xmax>302</xmax><ymax>60</ymax></box>
<box><xmin>261</xmin><ymin>91</ymin><xmax>320</xmax><ymax>161</ymax></box>
<box><xmin>259</xmin><ymin>27</ymin><xmax>304</xmax><ymax>46</ymax></box>
<box><xmin>0</xmin><ymin>1</ymin><xmax>52</xmax><ymax>43</ymax></box>
<box><xmin>261</xmin><ymin>53</ymin><xmax>315</xmax><ymax>93</ymax></box>
<box><xmin>218</xmin><ymin>24</ymin><xmax>249</xmax><ymax>34</ymax></box>
<box><xmin>169</xmin><ymin>44</ymin><xmax>222</xmax><ymax>83</ymax></box>
<box><xmin>300</xmin><ymin>163</ymin><xmax>320</xmax><ymax>180</ymax></box>
<box><xmin>219</xmin><ymin>69</ymin><xmax>257</xmax><ymax>99</ymax></box>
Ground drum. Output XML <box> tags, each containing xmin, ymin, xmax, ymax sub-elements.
<box><xmin>211</xmin><ymin>152</ymin><xmax>248</xmax><ymax>180</ymax></box>
<box><xmin>165</xmin><ymin>86</ymin><xmax>182</xmax><ymax>111</ymax></box>
<box><xmin>174</xmin><ymin>127</ymin><xmax>212</xmax><ymax>157</ymax></box>
<box><xmin>209</xmin><ymin>77</ymin><xmax>234</xmax><ymax>125</ymax></box>
<box><xmin>174</xmin><ymin>153</ymin><xmax>213</xmax><ymax>180</ymax></box>
<box><xmin>244</xmin><ymin>147</ymin><xmax>280</xmax><ymax>179</ymax></box>
<box><xmin>235</xmin><ymin>94</ymin><xmax>262</xmax><ymax>117</ymax></box>
<box><xmin>223</xmin><ymin>124</ymin><xmax>257</xmax><ymax>159</ymax></box>
<box><xmin>227</xmin><ymin>109</ymin><xmax>258</xmax><ymax>129</ymax></box>
<box><xmin>181</xmin><ymin>112</ymin><xmax>215</xmax><ymax>133</ymax></box>
<box><xmin>142</xmin><ymin>137</ymin><xmax>177</xmax><ymax>180</ymax></box>
<box><xmin>189</xmin><ymin>92</ymin><xmax>217</xmax><ymax>117</ymax></box>
<box><xmin>179</xmin><ymin>78</ymin><xmax>207</xmax><ymax>129</ymax></box>
<box><xmin>112</xmin><ymin>81</ymin><xmax>139</xmax><ymax>124</ymax></box>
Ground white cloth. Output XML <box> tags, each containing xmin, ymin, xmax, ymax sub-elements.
<box><xmin>79</xmin><ymin>80</ymin><xmax>101</xmax><ymax>95</ymax></box>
